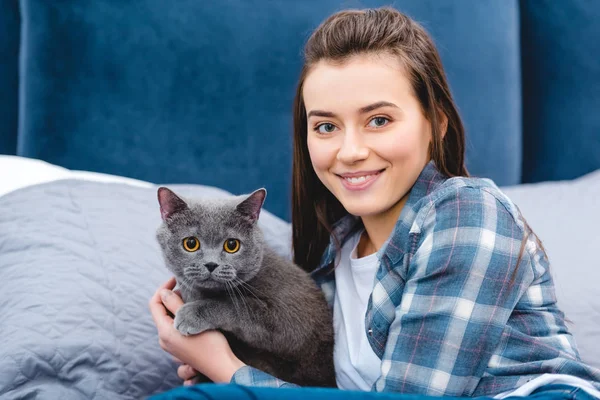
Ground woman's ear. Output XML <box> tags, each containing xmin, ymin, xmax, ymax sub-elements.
<box><xmin>438</xmin><ymin>108</ymin><xmax>448</xmax><ymax>139</ymax></box>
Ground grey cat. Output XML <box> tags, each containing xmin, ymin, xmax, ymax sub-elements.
<box><xmin>155</xmin><ymin>187</ymin><xmax>336</xmax><ymax>387</ymax></box>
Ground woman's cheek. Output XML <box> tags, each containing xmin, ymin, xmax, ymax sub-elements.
<box><xmin>380</xmin><ymin>127</ymin><xmax>427</xmax><ymax>161</ymax></box>
<box><xmin>308</xmin><ymin>140</ymin><xmax>335</xmax><ymax>171</ymax></box>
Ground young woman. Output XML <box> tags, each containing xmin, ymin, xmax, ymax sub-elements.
<box><xmin>150</xmin><ymin>7</ymin><xmax>600</xmax><ymax>398</ymax></box>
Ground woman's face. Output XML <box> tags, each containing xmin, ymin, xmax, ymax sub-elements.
<box><xmin>303</xmin><ymin>53</ymin><xmax>433</xmax><ymax>219</ymax></box>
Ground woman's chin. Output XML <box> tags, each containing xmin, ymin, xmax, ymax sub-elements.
<box><xmin>341</xmin><ymin>201</ymin><xmax>388</xmax><ymax>218</ymax></box>
<box><xmin>339</xmin><ymin>194</ymin><xmax>406</xmax><ymax>220</ymax></box>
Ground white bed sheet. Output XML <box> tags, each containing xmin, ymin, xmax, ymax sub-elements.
<box><xmin>0</xmin><ymin>155</ymin><xmax>154</xmax><ymax>198</ymax></box>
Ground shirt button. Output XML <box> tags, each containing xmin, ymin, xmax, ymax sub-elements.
<box><xmin>368</xmin><ymin>328</ymin><xmax>373</xmax><ymax>335</ymax></box>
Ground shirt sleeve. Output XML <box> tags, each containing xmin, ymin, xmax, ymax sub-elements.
<box><xmin>230</xmin><ymin>365</ymin><xmax>299</xmax><ymax>388</ymax></box>
<box><xmin>372</xmin><ymin>186</ymin><xmax>531</xmax><ymax>396</ymax></box>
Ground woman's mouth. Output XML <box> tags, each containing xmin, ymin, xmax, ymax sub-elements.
<box><xmin>337</xmin><ymin>169</ymin><xmax>385</xmax><ymax>191</ymax></box>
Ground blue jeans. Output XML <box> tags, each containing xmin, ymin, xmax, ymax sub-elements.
<box><xmin>524</xmin><ymin>384</ymin><xmax>597</xmax><ymax>399</ymax></box>
<box><xmin>148</xmin><ymin>383</ymin><xmax>598</xmax><ymax>400</ymax></box>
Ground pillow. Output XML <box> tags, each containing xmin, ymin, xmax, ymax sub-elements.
<box><xmin>0</xmin><ymin>155</ymin><xmax>153</xmax><ymax>197</ymax></box>
<box><xmin>501</xmin><ymin>169</ymin><xmax>600</xmax><ymax>370</ymax></box>
<box><xmin>0</xmin><ymin>179</ymin><xmax>291</xmax><ymax>399</ymax></box>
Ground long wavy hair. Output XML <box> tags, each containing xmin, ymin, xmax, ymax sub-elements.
<box><xmin>291</xmin><ymin>8</ymin><xmax>469</xmax><ymax>272</ymax></box>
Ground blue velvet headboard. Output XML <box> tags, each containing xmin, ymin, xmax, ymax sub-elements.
<box><xmin>1</xmin><ymin>0</ymin><xmax>599</xmax><ymax>220</ymax></box>
<box><xmin>520</xmin><ymin>0</ymin><xmax>600</xmax><ymax>183</ymax></box>
<box><xmin>0</xmin><ymin>0</ymin><xmax>19</xmax><ymax>156</ymax></box>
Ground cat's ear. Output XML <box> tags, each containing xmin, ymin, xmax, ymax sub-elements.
<box><xmin>157</xmin><ymin>187</ymin><xmax>189</xmax><ymax>221</ymax></box>
<box><xmin>236</xmin><ymin>188</ymin><xmax>266</xmax><ymax>223</ymax></box>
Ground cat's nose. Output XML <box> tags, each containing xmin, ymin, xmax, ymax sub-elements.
<box><xmin>204</xmin><ymin>262</ymin><xmax>218</xmax><ymax>272</ymax></box>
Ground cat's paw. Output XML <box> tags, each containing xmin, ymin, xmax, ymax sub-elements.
<box><xmin>174</xmin><ymin>304</ymin><xmax>210</xmax><ymax>336</ymax></box>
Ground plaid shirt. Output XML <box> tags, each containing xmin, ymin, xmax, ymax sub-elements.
<box><xmin>232</xmin><ymin>161</ymin><xmax>600</xmax><ymax>396</ymax></box>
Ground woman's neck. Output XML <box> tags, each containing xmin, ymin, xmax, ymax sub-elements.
<box><xmin>356</xmin><ymin>194</ymin><xmax>409</xmax><ymax>258</ymax></box>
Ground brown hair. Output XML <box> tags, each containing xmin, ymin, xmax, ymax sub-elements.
<box><xmin>291</xmin><ymin>8</ymin><xmax>469</xmax><ymax>272</ymax></box>
<box><xmin>291</xmin><ymin>7</ymin><xmax>546</xmax><ymax>306</ymax></box>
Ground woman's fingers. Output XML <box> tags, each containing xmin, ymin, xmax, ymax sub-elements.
<box><xmin>178</xmin><ymin>364</ymin><xmax>198</xmax><ymax>381</ymax></box>
<box><xmin>160</xmin><ymin>277</ymin><xmax>177</xmax><ymax>291</ymax></box>
<box><xmin>184</xmin><ymin>376</ymin><xmax>201</xmax><ymax>386</ymax></box>
<box><xmin>160</xmin><ymin>288</ymin><xmax>184</xmax><ymax>314</ymax></box>
<box><xmin>149</xmin><ymin>287</ymin><xmax>171</xmax><ymax>328</ymax></box>
<box><xmin>149</xmin><ymin>277</ymin><xmax>179</xmax><ymax>329</ymax></box>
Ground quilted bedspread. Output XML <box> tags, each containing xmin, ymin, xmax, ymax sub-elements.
<box><xmin>0</xmin><ymin>180</ymin><xmax>292</xmax><ymax>399</ymax></box>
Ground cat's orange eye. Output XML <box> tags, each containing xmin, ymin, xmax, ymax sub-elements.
<box><xmin>223</xmin><ymin>239</ymin><xmax>240</xmax><ymax>254</ymax></box>
<box><xmin>183</xmin><ymin>237</ymin><xmax>200</xmax><ymax>252</ymax></box>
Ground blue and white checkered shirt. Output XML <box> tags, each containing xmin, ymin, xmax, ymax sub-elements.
<box><xmin>232</xmin><ymin>161</ymin><xmax>600</xmax><ymax>396</ymax></box>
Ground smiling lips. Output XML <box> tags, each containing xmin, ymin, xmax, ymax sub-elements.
<box><xmin>337</xmin><ymin>169</ymin><xmax>385</xmax><ymax>191</ymax></box>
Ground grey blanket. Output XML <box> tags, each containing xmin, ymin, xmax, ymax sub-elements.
<box><xmin>0</xmin><ymin>180</ymin><xmax>292</xmax><ymax>399</ymax></box>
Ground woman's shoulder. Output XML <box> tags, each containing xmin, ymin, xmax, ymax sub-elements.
<box><xmin>412</xmin><ymin>174</ymin><xmax>526</xmax><ymax>236</ymax></box>
<box><xmin>404</xmin><ymin>174</ymin><xmax>543</xmax><ymax>283</ymax></box>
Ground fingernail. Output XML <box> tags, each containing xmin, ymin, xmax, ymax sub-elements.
<box><xmin>160</xmin><ymin>289</ymin><xmax>171</xmax><ymax>301</ymax></box>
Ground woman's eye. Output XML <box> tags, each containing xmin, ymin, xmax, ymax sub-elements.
<box><xmin>368</xmin><ymin>117</ymin><xmax>390</xmax><ymax>128</ymax></box>
<box><xmin>182</xmin><ymin>237</ymin><xmax>200</xmax><ymax>252</ymax></box>
<box><xmin>316</xmin><ymin>123</ymin><xmax>337</xmax><ymax>134</ymax></box>
<box><xmin>223</xmin><ymin>239</ymin><xmax>241</xmax><ymax>254</ymax></box>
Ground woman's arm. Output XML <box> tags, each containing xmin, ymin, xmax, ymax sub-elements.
<box><xmin>149</xmin><ymin>278</ymin><xmax>299</xmax><ymax>387</ymax></box>
<box><xmin>372</xmin><ymin>187</ymin><xmax>531</xmax><ymax>396</ymax></box>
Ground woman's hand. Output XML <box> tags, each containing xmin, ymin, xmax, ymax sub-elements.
<box><xmin>175</xmin><ymin>360</ymin><xmax>202</xmax><ymax>386</ymax></box>
<box><xmin>149</xmin><ymin>277</ymin><xmax>246</xmax><ymax>383</ymax></box>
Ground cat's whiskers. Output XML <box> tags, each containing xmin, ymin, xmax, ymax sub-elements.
<box><xmin>225</xmin><ymin>281</ymin><xmax>242</xmax><ymax>316</ymax></box>
<box><xmin>234</xmin><ymin>278</ymin><xmax>267</xmax><ymax>307</ymax></box>
<box><xmin>234</xmin><ymin>278</ymin><xmax>260</xmax><ymax>298</ymax></box>
<box><xmin>179</xmin><ymin>276</ymin><xmax>196</xmax><ymax>291</ymax></box>
<box><xmin>184</xmin><ymin>271</ymin><xmax>207</xmax><ymax>283</ymax></box>
<box><xmin>229</xmin><ymin>280</ymin><xmax>252</xmax><ymax>317</ymax></box>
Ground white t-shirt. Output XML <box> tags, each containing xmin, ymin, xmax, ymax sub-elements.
<box><xmin>333</xmin><ymin>230</ymin><xmax>382</xmax><ymax>391</ymax></box>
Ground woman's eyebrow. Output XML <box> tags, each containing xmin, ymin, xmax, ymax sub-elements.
<box><xmin>307</xmin><ymin>101</ymin><xmax>399</xmax><ymax>119</ymax></box>
<box><xmin>359</xmin><ymin>101</ymin><xmax>399</xmax><ymax>114</ymax></box>
<box><xmin>307</xmin><ymin>110</ymin><xmax>337</xmax><ymax>118</ymax></box>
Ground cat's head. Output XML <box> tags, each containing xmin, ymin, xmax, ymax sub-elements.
<box><xmin>156</xmin><ymin>187</ymin><xmax>266</xmax><ymax>292</ymax></box>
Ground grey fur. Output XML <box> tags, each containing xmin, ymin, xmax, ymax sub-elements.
<box><xmin>156</xmin><ymin>188</ymin><xmax>335</xmax><ymax>387</ymax></box>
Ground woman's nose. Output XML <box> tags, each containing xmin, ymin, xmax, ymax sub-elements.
<box><xmin>336</xmin><ymin>130</ymin><xmax>369</xmax><ymax>165</ymax></box>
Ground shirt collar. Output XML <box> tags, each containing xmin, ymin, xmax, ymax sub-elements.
<box><xmin>378</xmin><ymin>160</ymin><xmax>446</xmax><ymax>264</ymax></box>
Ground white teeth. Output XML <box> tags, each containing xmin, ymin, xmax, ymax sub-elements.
<box><xmin>345</xmin><ymin>175</ymin><xmax>372</xmax><ymax>184</ymax></box>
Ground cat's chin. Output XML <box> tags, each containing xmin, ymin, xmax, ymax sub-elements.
<box><xmin>191</xmin><ymin>278</ymin><xmax>231</xmax><ymax>291</ymax></box>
